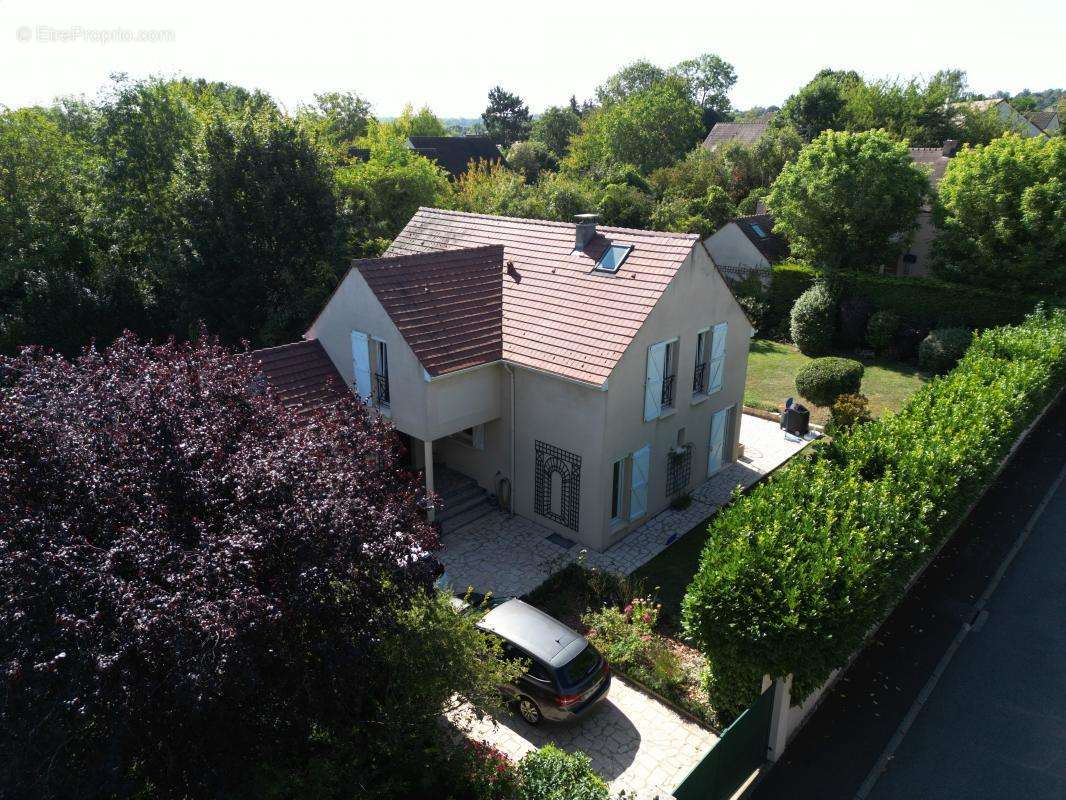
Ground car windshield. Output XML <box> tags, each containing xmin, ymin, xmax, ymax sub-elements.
<box><xmin>557</xmin><ymin>644</ymin><xmax>601</xmax><ymax>688</ymax></box>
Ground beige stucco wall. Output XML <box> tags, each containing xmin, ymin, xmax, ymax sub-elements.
<box><xmin>704</xmin><ymin>223</ymin><xmax>770</xmax><ymax>271</ymax></box>
<box><xmin>306</xmin><ymin>268</ymin><xmax>501</xmax><ymax>441</ymax></box>
<box><xmin>600</xmin><ymin>246</ymin><xmax>751</xmax><ymax>547</ymax></box>
<box><xmin>896</xmin><ymin>210</ymin><xmax>937</xmax><ymax>277</ymax></box>
<box><xmin>307</xmin><ymin>246</ymin><xmax>751</xmax><ymax>553</ymax></box>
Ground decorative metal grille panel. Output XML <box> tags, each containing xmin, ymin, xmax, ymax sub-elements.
<box><xmin>666</xmin><ymin>444</ymin><xmax>693</xmax><ymax>498</ymax></box>
<box><xmin>534</xmin><ymin>441</ymin><xmax>581</xmax><ymax>531</ymax></box>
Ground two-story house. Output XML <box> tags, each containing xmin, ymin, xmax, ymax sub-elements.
<box><xmin>260</xmin><ymin>209</ymin><xmax>751</xmax><ymax>552</ymax></box>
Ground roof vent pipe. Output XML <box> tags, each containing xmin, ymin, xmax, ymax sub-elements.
<box><xmin>574</xmin><ymin>213</ymin><xmax>599</xmax><ymax>251</ymax></box>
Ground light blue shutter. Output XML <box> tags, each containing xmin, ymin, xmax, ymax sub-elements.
<box><xmin>472</xmin><ymin>424</ymin><xmax>485</xmax><ymax>450</ymax></box>
<box><xmin>350</xmin><ymin>330</ymin><xmax>372</xmax><ymax>401</ymax></box>
<box><xmin>644</xmin><ymin>343</ymin><xmax>667</xmax><ymax>421</ymax></box>
<box><xmin>708</xmin><ymin>407</ymin><xmax>728</xmax><ymax>475</ymax></box>
<box><xmin>629</xmin><ymin>445</ymin><xmax>650</xmax><ymax>520</ymax></box>
<box><xmin>708</xmin><ymin>322</ymin><xmax>728</xmax><ymax>394</ymax></box>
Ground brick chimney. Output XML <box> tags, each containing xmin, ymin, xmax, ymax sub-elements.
<box><xmin>574</xmin><ymin>213</ymin><xmax>599</xmax><ymax>251</ymax></box>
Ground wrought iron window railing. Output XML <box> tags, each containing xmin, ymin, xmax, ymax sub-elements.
<box><xmin>661</xmin><ymin>374</ymin><xmax>676</xmax><ymax>408</ymax></box>
<box><xmin>692</xmin><ymin>362</ymin><xmax>707</xmax><ymax>395</ymax></box>
<box><xmin>374</xmin><ymin>373</ymin><xmax>390</xmax><ymax>407</ymax></box>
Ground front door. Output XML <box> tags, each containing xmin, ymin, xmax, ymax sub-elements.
<box><xmin>707</xmin><ymin>407</ymin><xmax>729</xmax><ymax>476</ymax></box>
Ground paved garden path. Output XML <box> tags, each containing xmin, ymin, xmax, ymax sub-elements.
<box><xmin>438</xmin><ymin>414</ymin><xmax>811</xmax><ymax>599</ymax></box>
<box><xmin>447</xmin><ymin>676</ymin><xmax>717</xmax><ymax>799</ymax></box>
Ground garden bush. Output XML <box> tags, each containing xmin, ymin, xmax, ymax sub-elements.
<box><xmin>866</xmin><ymin>310</ymin><xmax>900</xmax><ymax>353</ymax></box>
<box><xmin>828</xmin><ymin>393</ymin><xmax>872</xmax><ymax>433</ymax></box>
<box><xmin>767</xmin><ymin>262</ymin><xmax>817</xmax><ymax>331</ymax></box>
<box><xmin>790</xmin><ymin>284</ymin><xmax>837</xmax><ymax>355</ymax></box>
<box><xmin>517</xmin><ymin>745</ymin><xmax>610</xmax><ymax>800</ymax></box>
<box><xmin>919</xmin><ymin>327</ymin><xmax>972</xmax><ymax>374</ymax></box>
<box><xmin>683</xmin><ymin>308</ymin><xmax>1066</xmax><ymax>713</ymax></box>
<box><xmin>583</xmin><ymin>598</ymin><xmax>683</xmax><ymax>696</ymax></box>
<box><xmin>451</xmin><ymin>740</ymin><xmax>519</xmax><ymax>800</ymax></box>
<box><xmin>837</xmin><ymin>296</ymin><xmax>874</xmax><ymax>348</ymax></box>
<box><xmin>795</xmin><ymin>357</ymin><xmax>864</xmax><ymax>406</ymax></box>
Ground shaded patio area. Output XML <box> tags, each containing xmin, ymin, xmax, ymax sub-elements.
<box><xmin>437</xmin><ymin>414</ymin><xmax>812</xmax><ymax>599</ymax></box>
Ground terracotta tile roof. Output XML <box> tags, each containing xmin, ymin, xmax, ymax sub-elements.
<box><xmin>407</xmin><ymin>136</ymin><xmax>502</xmax><ymax>178</ymax></box>
<box><xmin>251</xmin><ymin>339</ymin><xmax>348</xmax><ymax>413</ymax></box>
<box><xmin>384</xmin><ymin>208</ymin><xmax>699</xmax><ymax>386</ymax></box>
<box><xmin>354</xmin><ymin>245</ymin><xmax>504</xmax><ymax>377</ymax></box>
<box><xmin>733</xmin><ymin>214</ymin><xmax>789</xmax><ymax>263</ymax></box>
<box><xmin>702</xmin><ymin>119</ymin><xmax>771</xmax><ymax>150</ymax></box>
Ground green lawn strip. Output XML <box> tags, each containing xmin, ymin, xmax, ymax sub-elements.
<box><xmin>744</xmin><ymin>339</ymin><xmax>926</xmax><ymax>424</ymax></box>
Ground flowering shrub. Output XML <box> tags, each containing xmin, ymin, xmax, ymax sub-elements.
<box><xmin>452</xmin><ymin>740</ymin><xmax>519</xmax><ymax>800</ymax></box>
<box><xmin>583</xmin><ymin>598</ymin><xmax>682</xmax><ymax>695</ymax></box>
<box><xmin>684</xmin><ymin>308</ymin><xmax>1066</xmax><ymax>711</ymax></box>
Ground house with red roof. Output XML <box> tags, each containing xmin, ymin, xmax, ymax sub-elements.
<box><xmin>255</xmin><ymin>209</ymin><xmax>752</xmax><ymax>551</ymax></box>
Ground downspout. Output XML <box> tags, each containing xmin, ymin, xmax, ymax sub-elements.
<box><xmin>505</xmin><ymin>363</ymin><xmax>516</xmax><ymax>518</ymax></box>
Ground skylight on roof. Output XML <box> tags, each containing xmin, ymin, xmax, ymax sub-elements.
<box><xmin>750</xmin><ymin>224</ymin><xmax>768</xmax><ymax>238</ymax></box>
<box><xmin>596</xmin><ymin>244</ymin><xmax>633</xmax><ymax>273</ymax></box>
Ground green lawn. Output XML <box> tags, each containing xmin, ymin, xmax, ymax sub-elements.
<box><xmin>744</xmin><ymin>339</ymin><xmax>927</xmax><ymax>424</ymax></box>
<box><xmin>637</xmin><ymin>339</ymin><xmax>928</xmax><ymax>626</ymax></box>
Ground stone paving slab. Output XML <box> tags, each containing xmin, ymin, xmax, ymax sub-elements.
<box><xmin>437</xmin><ymin>414</ymin><xmax>813</xmax><ymax>599</ymax></box>
<box><xmin>446</xmin><ymin>676</ymin><xmax>718</xmax><ymax>800</ymax></box>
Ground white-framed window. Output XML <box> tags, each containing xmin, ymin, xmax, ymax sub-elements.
<box><xmin>449</xmin><ymin>425</ymin><xmax>485</xmax><ymax>450</ymax></box>
<box><xmin>644</xmin><ymin>338</ymin><xmax>679</xmax><ymax>421</ymax></box>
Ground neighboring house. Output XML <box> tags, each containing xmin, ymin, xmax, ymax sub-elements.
<box><xmin>1025</xmin><ymin>110</ymin><xmax>1060</xmax><ymax>137</ymax></box>
<box><xmin>702</xmin><ymin>117</ymin><xmax>772</xmax><ymax>151</ymax></box>
<box><xmin>956</xmin><ymin>98</ymin><xmax>1047</xmax><ymax>138</ymax></box>
<box><xmin>894</xmin><ymin>139</ymin><xmax>959</xmax><ymax>277</ymax></box>
<box><xmin>704</xmin><ymin>214</ymin><xmax>788</xmax><ymax>286</ymax></box>
<box><xmin>406</xmin><ymin>135</ymin><xmax>503</xmax><ymax>178</ymax></box>
<box><xmin>258</xmin><ymin>209</ymin><xmax>752</xmax><ymax>552</ymax></box>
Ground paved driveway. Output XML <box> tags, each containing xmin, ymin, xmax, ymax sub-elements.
<box><xmin>447</xmin><ymin>677</ymin><xmax>716</xmax><ymax>799</ymax></box>
<box><xmin>438</xmin><ymin>414</ymin><xmax>811</xmax><ymax>598</ymax></box>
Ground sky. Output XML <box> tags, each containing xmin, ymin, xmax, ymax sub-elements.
<box><xmin>1</xmin><ymin>0</ymin><xmax>1063</xmax><ymax>117</ymax></box>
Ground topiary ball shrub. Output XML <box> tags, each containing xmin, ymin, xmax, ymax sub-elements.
<box><xmin>795</xmin><ymin>357</ymin><xmax>864</xmax><ymax>406</ymax></box>
<box><xmin>838</xmin><ymin>296</ymin><xmax>874</xmax><ymax>348</ymax></box>
<box><xmin>866</xmin><ymin>310</ymin><xmax>900</xmax><ymax>353</ymax></box>
<box><xmin>518</xmin><ymin>745</ymin><xmax>610</xmax><ymax>800</ymax></box>
<box><xmin>919</xmin><ymin>327</ymin><xmax>972</xmax><ymax>373</ymax></box>
<box><xmin>790</xmin><ymin>284</ymin><xmax>837</xmax><ymax>355</ymax></box>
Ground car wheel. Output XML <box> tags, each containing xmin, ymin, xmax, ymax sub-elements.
<box><xmin>517</xmin><ymin>696</ymin><xmax>542</xmax><ymax>725</ymax></box>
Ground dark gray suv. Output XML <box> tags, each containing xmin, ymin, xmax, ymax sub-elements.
<box><xmin>477</xmin><ymin>599</ymin><xmax>611</xmax><ymax>725</ymax></box>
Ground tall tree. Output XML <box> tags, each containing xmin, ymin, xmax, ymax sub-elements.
<box><xmin>0</xmin><ymin>332</ymin><xmax>445</xmax><ymax>798</ymax></box>
<box><xmin>482</xmin><ymin>86</ymin><xmax>532</xmax><ymax>147</ymax></box>
<box><xmin>530</xmin><ymin>105</ymin><xmax>581</xmax><ymax>158</ymax></box>
<box><xmin>173</xmin><ymin>114</ymin><xmax>342</xmax><ymax>345</ymax></box>
<box><xmin>595</xmin><ymin>60</ymin><xmax>668</xmax><ymax>106</ymax></box>
<box><xmin>671</xmin><ymin>53</ymin><xmax>737</xmax><ymax>117</ymax></box>
<box><xmin>767</xmin><ymin>129</ymin><xmax>927</xmax><ymax>271</ymax></box>
<box><xmin>566</xmin><ymin>78</ymin><xmax>703</xmax><ymax>177</ymax></box>
<box><xmin>933</xmin><ymin>135</ymin><xmax>1066</xmax><ymax>292</ymax></box>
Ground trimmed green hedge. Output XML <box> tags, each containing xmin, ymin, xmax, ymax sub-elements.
<box><xmin>763</xmin><ymin>263</ymin><xmax>1055</xmax><ymax>338</ymax></box>
<box><xmin>795</xmin><ymin>357</ymin><xmax>864</xmax><ymax>406</ymax></box>
<box><xmin>682</xmin><ymin>308</ymin><xmax>1066</xmax><ymax>711</ymax></box>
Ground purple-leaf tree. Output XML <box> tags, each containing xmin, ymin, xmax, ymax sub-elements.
<box><xmin>0</xmin><ymin>331</ymin><xmax>439</xmax><ymax>798</ymax></box>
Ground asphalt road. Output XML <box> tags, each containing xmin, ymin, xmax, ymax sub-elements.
<box><xmin>751</xmin><ymin>397</ymin><xmax>1066</xmax><ymax>800</ymax></box>
<box><xmin>867</xmin><ymin>467</ymin><xmax>1066</xmax><ymax>799</ymax></box>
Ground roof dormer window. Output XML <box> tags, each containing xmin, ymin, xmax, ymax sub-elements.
<box><xmin>596</xmin><ymin>244</ymin><xmax>633</xmax><ymax>273</ymax></box>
